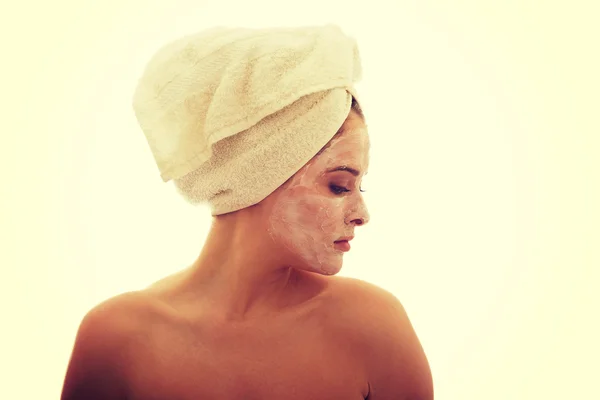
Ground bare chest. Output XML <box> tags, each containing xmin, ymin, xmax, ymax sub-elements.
<box><xmin>125</xmin><ymin>312</ymin><xmax>368</xmax><ymax>400</ymax></box>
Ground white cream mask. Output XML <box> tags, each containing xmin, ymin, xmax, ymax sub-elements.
<box><xmin>267</xmin><ymin>121</ymin><xmax>370</xmax><ymax>276</ymax></box>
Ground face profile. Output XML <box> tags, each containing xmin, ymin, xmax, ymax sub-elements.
<box><xmin>265</xmin><ymin>109</ymin><xmax>370</xmax><ymax>276</ymax></box>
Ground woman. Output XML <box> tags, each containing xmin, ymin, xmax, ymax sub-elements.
<box><xmin>61</xmin><ymin>25</ymin><xmax>433</xmax><ymax>400</ymax></box>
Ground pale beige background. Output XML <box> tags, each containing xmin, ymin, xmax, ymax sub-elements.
<box><xmin>1</xmin><ymin>0</ymin><xmax>599</xmax><ymax>399</ymax></box>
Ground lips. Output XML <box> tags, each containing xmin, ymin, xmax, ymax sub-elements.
<box><xmin>334</xmin><ymin>240</ymin><xmax>351</xmax><ymax>252</ymax></box>
<box><xmin>334</xmin><ymin>236</ymin><xmax>353</xmax><ymax>252</ymax></box>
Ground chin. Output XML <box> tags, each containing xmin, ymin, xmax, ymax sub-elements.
<box><xmin>302</xmin><ymin>258</ymin><xmax>343</xmax><ymax>277</ymax></box>
<box><xmin>284</xmin><ymin>244</ymin><xmax>344</xmax><ymax>276</ymax></box>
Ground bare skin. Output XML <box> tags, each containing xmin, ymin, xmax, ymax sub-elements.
<box><xmin>61</xmin><ymin>109</ymin><xmax>433</xmax><ymax>400</ymax></box>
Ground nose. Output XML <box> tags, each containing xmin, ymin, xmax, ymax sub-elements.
<box><xmin>351</xmin><ymin>216</ymin><xmax>368</xmax><ymax>226</ymax></box>
<box><xmin>347</xmin><ymin>209</ymin><xmax>370</xmax><ymax>227</ymax></box>
<box><xmin>345</xmin><ymin>196</ymin><xmax>370</xmax><ymax>227</ymax></box>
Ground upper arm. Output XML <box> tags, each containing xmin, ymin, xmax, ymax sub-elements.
<box><xmin>349</xmin><ymin>281</ymin><xmax>434</xmax><ymax>400</ymax></box>
<box><xmin>61</xmin><ymin>294</ymin><xmax>141</xmax><ymax>400</ymax></box>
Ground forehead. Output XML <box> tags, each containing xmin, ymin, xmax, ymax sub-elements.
<box><xmin>320</xmin><ymin>116</ymin><xmax>370</xmax><ymax>163</ymax></box>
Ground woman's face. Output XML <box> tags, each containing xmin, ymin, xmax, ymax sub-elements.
<box><xmin>266</xmin><ymin>110</ymin><xmax>370</xmax><ymax>275</ymax></box>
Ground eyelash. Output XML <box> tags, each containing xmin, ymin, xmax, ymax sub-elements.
<box><xmin>330</xmin><ymin>185</ymin><xmax>367</xmax><ymax>195</ymax></box>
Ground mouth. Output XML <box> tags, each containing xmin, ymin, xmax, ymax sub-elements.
<box><xmin>334</xmin><ymin>237</ymin><xmax>353</xmax><ymax>252</ymax></box>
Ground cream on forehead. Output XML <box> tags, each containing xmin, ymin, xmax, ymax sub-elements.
<box><xmin>298</xmin><ymin>126</ymin><xmax>370</xmax><ymax>182</ymax></box>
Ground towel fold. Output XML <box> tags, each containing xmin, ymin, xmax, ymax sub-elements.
<box><xmin>132</xmin><ymin>24</ymin><xmax>363</xmax><ymax>215</ymax></box>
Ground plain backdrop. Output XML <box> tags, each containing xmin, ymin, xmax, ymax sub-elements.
<box><xmin>1</xmin><ymin>0</ymin><xmax>599</xmax><ymax>399</ymax></box>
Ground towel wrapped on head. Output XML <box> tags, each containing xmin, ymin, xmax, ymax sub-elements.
<box><xmin>132</xmin><ymin>24</ymin><xmax>364</xmax><ymax>216</ymax></box>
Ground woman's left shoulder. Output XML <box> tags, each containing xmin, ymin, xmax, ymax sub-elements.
<box><xmin>330</xmin><ymin>276</ymin><xmax>403</xmax><ymax>311</ymax></box>
<box><xmin>328</xmin><ymin>276</ymin><xmax>433</xmax><ymax>399</ymax></box>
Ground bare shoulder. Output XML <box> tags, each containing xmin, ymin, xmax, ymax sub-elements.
<box><xmin>329</xmin><ymin>276</ymin><xmax>407</xmax><ymax>319</ymax></box>
<box><xmin>79</xmin><ymin>290</ymin><xmax>162</xmax><ymax>333</ymax></box>
<box><xmin>331</xmin><ymin>275</ymin><xmax>397</xmax><ymax>302</ymax></box>
<box><xmin>324</xmin><ymin>276</ymin><xmax>410</xmax><ymax>348</ymax></box>
<box><xmin>61</xmin><ymin>291</ymin><xmax>161</xmax><ymax>400</ymax></box>
<box><xmin>329</xmin><ymin>276</ymin><xmax>434</xmax><ymax>400</ymax></box>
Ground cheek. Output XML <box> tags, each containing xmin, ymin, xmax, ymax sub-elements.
<box><xmin>295</xmin><ymin>197</ymin><xmax>345</xmax><ymax>235</ymax></box>
<box><xmin>275</xmin><ymin>192</ymin><xmax>344</xmax><ymax>234</ymax></box>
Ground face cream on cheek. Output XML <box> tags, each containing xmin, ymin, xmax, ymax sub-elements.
<box><xmin>268</xmin><ymin>188</ymin><xmax>346</xmax><ymax>275</ymax></box>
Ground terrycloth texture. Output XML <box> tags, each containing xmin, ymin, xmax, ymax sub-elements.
<box><xmin>132</xmin><ymin>24</ymin><xmax>363</xmax><ymax>215</ymax></box>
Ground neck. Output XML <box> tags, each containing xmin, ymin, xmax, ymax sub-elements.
<box><xmin>184</xmin><ymin>212</ymin><xmax>315</xmax><ymax>322</ymax></box>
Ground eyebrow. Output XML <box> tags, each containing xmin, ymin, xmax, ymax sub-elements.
<box><xmin>326</xmin><ymin>166</ymin><xmax>361</xmax><ymax>176</ymax></box>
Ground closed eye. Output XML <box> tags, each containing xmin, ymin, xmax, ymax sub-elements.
<box><xmin>330</xmin><ymin>185</ymin><xmax>367</xmax><ymax>195</ymax></box>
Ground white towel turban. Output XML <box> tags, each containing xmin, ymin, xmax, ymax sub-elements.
<box><xmin>132</xmin><ymin>24</ymin><xmax>363</xmax><ymax>215</ymax></box>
